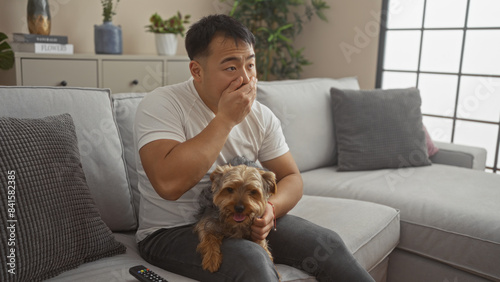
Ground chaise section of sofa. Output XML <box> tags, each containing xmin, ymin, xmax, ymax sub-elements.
<box><xmin>256</xmin><ymin>78</ymin><xmax>500</xmax><ymax>282</ymax></box>
<box><xmin>300</xmin><ymin>165</ymin><xmax>500</xmax><ymax>281</ymax></box>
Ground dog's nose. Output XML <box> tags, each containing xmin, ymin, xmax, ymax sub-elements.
<box><xmin>234</xmin><ymin>204</ymin><xmax>245</xmax><ymax>213</ymax></box>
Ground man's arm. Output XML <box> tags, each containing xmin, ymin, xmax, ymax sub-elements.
<box><xmin>262</xmin><ymin>152</ymin><xmax>303</xmax><ymax>217</ymax></box>
<box><xmin>139</xmin><ymin>115</ymin><xmax>233</xmax><ymax>201</ymax></box>
<box><xmin>251</xmin><ymin>151</ymin><xmax>303</xmax><ymax>241</ymax></box>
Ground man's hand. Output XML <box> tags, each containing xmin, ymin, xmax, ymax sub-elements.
<box><xmin>251</xmin><ymin>202</ymin><xmax>275</xmax><ymax>241</ymax></box>
<box><xmin>217</xmin><ymin>76</ymin><xmax>257</xmax><ymax>127</ymax></box>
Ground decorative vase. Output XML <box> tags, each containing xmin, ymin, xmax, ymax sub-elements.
<box><xmin>155</xmin><ymin>33</ymin><xmax>178</xmax><ymax>56</ymax></box>
<box><xmin>27</xmin><ymin>0</ymin><xmax>51</xmax><ymax>35</ymax></box>
<box><xmin>94</xmin><ymin>21</ymin><xmax>123</xmax><ymax>55</ymax></box>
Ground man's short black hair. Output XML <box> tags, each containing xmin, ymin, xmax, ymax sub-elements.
<box><xmin>185</xmin><ymin>14</ymin><xmax>256</xmax><ymax>60</ymax></box>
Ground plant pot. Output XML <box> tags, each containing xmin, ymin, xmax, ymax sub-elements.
<box><xmin>155</xmin><ymin>33</ymin><xmax>178</xmax><ymax>56</ymax></box>
<box><xmin>27</xmin><ymin>0</ymin><xmax>51</xmax><ymax>35</ymax></box>
<box><xmin>94</xmin><ymin>21</ymin><xmax>123</xmax><ymax>55</ymax></box>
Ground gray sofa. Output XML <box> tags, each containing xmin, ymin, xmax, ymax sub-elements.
<box><xmin>0</xmin><ymin>77</ymin><xmax>498</xmax><ymax>282</ymax></box>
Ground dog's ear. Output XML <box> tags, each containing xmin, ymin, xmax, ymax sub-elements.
<box><xmin>210</xmin><ymin>165</ymin><xmax>231</xmax><ymax>192</ymax></box>
<box><xmin>260</xmin><ymin>170</ymin><xmax>277</xmax><ymax>195</ymax></box>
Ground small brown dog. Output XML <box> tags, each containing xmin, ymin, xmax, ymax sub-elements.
<box><xmin>194</xmin><ymin>161</ymin><xmax>277</xmax><ymax>273</ymax></box>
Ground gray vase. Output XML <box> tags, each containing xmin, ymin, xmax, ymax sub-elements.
<box><xmin>94</xmin><ymin>21</ymin><xmax>122</xmax><ymax>54</ymax></box>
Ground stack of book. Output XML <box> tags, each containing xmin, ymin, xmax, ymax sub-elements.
<box><xmin>10</xmin><ymin>33</ymin><xmax>73</xmax><ymax>55</ymax></box>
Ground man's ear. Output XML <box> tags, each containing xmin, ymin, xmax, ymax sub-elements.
<box><xmin>190</xmin><ymin>60</ymin><xmax>203</xmax><ymax>82</ymax></box>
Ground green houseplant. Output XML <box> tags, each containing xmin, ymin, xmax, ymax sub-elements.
<box><xmin>0</xmin><ymin>32</ymin><xmax>14</xmax><ymax>71</ymax></box>
<box><xmin>95</xmin><ymin>0</ymin><xmax>122</xmax><ymax>54</ymax></box>
<box><xmin>101</xmin><ymin>0</ymin><xmax>120</xmax><ymax>22</ymax></box>
<box><xmin>146</xmin><ymin>12</ymin><xmax>191</xmax><ymax>56</ymax></box>
<box><xmin>222</xmin><ymin>0</ymin><xmax>329</xmax><ymax>80</ymax></box>
<box><xmin>146</xmin><ymin>12</ymin><xmax>191</xmax><ymax>36</ymax></box>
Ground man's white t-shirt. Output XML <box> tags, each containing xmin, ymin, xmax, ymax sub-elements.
<box><xmin>134</xmin><ymin>78</ymin><xmax>289</xmax><ymax>242</ymax></box>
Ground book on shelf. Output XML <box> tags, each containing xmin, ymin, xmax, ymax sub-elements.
<box><xmin>10</xmin><ymin>42</ymin><xmax>74</xmax><ymax>54</ymax></box>
<box><xmin>12</xmin><ymin>33</ymin><xmax>68</xmax><ymax>44</ymax></box>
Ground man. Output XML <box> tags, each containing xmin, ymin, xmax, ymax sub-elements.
<box><xmin>134</xmin><ymin>14</ymin><xmax>374</xmax><ymax>281</ymax></box>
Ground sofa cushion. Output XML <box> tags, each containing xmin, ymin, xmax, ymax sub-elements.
<box><xmin>0</xmin><ymin>114</ymin><xmax>126</xmax><ymax>281</ymax></box>
<box><xmin>257</xmin><ymin>77</ymin><xmax>360</xmax><ymax>172</ymax></box>
<box><xmin>301</xmin><ymin>164</ymin><xmax>500</xmax><ymax>280</ymax></box>
<box><xmin>0</xmin><ymin>86</ymin><xmax>135</xmax><ymax>231</ymax></box>
<box><xmin>289</xmin><ymin>195</ymin><xmax>400</xmax><ymax>275</ymax></box>
<box><xmin>112</xmin><ymin>92</ymin><xmax>147</xmax><ymax>219</ymax></box>
<box><xmin>330</xmin><ymin>87</ymin><xmax>431</xmax><ymax>171</ymax></box>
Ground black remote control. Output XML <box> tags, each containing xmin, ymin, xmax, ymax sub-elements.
<box><xmin>129</xmin><ymin>265</ymin><xmax>168</xmax><ymax>282</ymax></box>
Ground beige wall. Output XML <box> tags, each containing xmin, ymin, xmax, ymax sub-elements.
<box><xmin>0</xmin><ymin>0</ymin><xmax>381</xmax><ymax>89</ymax></box>
<box><xmin>296</xmin><ymin>0</ymin><xmax>382</xmax><ymax>89</ymax></box>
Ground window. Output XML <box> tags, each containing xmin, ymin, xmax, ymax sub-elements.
<box><xmin>376</xmin><ymin>0</ymin><xmax>500</xmax><ymax>173</ymax></box>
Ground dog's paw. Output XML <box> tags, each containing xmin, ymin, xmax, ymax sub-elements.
<box><xmin>266</xmin><ymin>249</ymin><xmax>274</xmax><ymax>262</ymax></box>
<box><xmin>202</xmin><ymin>251</ymin><xmax>222</xmax><ymax>272</ymax></box>
<box><xmin>258</xmin><ymin>240</ymin><xmax>274</xmax><ymax>261</ymax></box>
<box><xmin>197</xmin><ymin>232</ymin><xmax>224</xmax><ymax>273</ymax></box>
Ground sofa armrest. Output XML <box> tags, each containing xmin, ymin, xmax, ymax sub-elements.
<box><xmin>430</xmin><ymin>141</ymin><xmax>487</xmax><ymax>170</ymax></box>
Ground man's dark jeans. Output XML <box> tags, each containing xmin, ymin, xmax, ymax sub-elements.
<box><xmin>138</xmin><ymin>215</ymin><xmax>375</xmax><ymax>282</ymax></box>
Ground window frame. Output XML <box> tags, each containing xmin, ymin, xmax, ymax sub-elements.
<box><xmin>375</xmin><ymin>0</ymin><xmax>500</xmax><ymax>173</ymax></box>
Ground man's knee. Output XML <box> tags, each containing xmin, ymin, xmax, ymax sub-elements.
<box><xmin>221</xmin><ymin>239</ymin><xmax>279</xmax><ymax>281</ymax></box>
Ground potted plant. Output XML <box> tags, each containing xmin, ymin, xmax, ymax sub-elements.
<box><xmin>146</xmin><ymin>11</ymin><xmax>190</xmax><ymax>56</ymax></box>
<box><xmin>94</xmin><ymin>0</ymin><xmax>122</xmax><ymax>54</ymax></box>
<box><xmin>0</xmin><ymin>32</ymin><xmax>14</xmax><ymax>71</ymax></box>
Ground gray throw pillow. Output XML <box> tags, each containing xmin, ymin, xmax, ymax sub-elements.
<box><xmin>0</xmin><ymin>113</ymin><xmax>126</xmax><ymax>281</ymax></box>
<box><xmin>330</xmin><ymin>87</ymin><xmax>431</xmax><ymax>171</ymax></box>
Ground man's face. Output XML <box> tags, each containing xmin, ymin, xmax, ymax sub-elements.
<box><xmin>192</xmin><ymin>34</ymin><xmax>257</xmax><ymax>112</ymax></box>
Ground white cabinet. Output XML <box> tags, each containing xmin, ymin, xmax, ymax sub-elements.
<box><xmin>2</xmin><ymin>52</ymin><xmax>191</xmax><ymax>94</ymax></box>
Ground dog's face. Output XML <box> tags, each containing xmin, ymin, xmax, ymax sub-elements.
<box><xmin>210</xmin><ymin>165</ymin><xmax>276</xmax><ymax>226</ymax></box>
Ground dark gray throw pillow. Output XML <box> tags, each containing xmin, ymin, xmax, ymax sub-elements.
<box><xmin>0</xmin><ymin>113</ymin><xmax>126</xmax><ymax>282</ymax></box>
<box><xmin>330</xmin><ymin>87</ymin><xmax>431</xmax><ymax>171</ymax></box>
